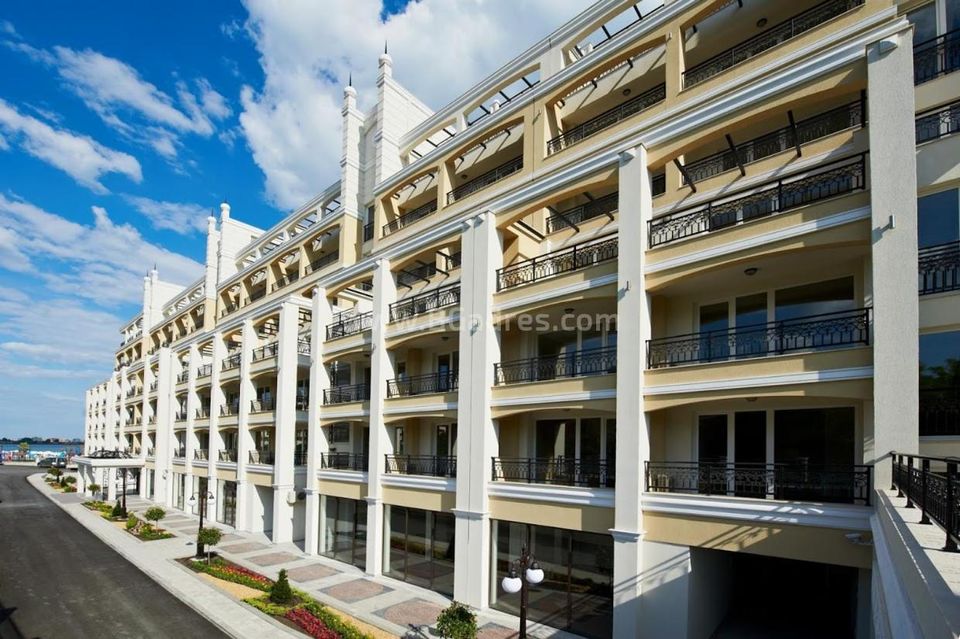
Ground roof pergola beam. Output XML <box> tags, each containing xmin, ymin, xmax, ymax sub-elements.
<box><xmin>788</xmin><ymin>110</ymin><xmax>802</xmax><ymax>157</ymax></box>
<box><xmin>547</xmin><ymin>205</ymin><xmax>580</xmax><ymax>233</ymax></box>
<box><xmin>674</xmin><ymin>158</ymin><xmax>698</xmax><ymax>193</ymax></box>
<box><xmin>725</xmin><ymin>134</ymin><xmax>746</xmax><ymax>176</ymax></box>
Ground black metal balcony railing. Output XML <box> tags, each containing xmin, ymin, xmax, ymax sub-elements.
<box><xmin>147</xmin><ymin>447</ymin><xmax>156</xmax><ymax>457</ymax></box>
<box><xmin>497</xmin><ymin>235</ymin><xmax>618</xmax><ymax>291</ymax></box>
<box><xmin>648</xmin><ymin>154</ymin><xmax>866</xmax><ymax>248</ymax></box>
<box><xmin>363</xmin><ymin>222</ymin><xmax>374</xmax><ymax>242</ymax></box>
<box><xmin>397</xmin><ymin>262</ymin><xmax>438</xmax><ymax>288</ymax></box>
<box><xmin>194</xmin><ymin>449</ymin><xmax>208</xmax><ymax>461</ymax></box>
<box><xmin>916</xmin><ymin>102</ymin><xmax>960</xmax><ymax>144</ymax></box>
<box><xmin>221</xmin><ymin>301</ymin><xmax>240</xmax><ymax>318</ymax></box>
<box><xmin>495</xmin><ymin>347</ymin><xmax>617</xmax><ymax>385</ymax></box>
<box><xmin>297</xmin><ymin>339</ymin><xmax>311</xmax><ymax>355</ymax></box>
<box><xmin>296</xmin><ymin>395</ymin><xmax>309</xmax><ymax>411</ymax></box>
<box><xmin>307</xmin><ymin>251</ymin><xmax>340</xmax><ymax>274</ymax></box>
<box><xmin>271</xmin><ymin>271</ymin><xmax>300</xmax><ymax>292</ymax></box>
<box><xmin>222</xmin><ymin>352</ymin><xmax>241</xmax><ymax>371</ymax></box>
<box><xmin>891</xmin><ymin>453</ymin><xmax>960</xmax><ymax>551</ymax></box>
<box><xmin>321</xmin><ymin>452</ymin><xmax>368</xmax><ymax>471</ymax></box>
<box><xmin>172</xmin><ymin>448</ymin><xmax>185</xmax><ymax>459</ymax></box>
<box><xmin>174</xmin><ymin>412</ymin><xmax>187</xmax><ymax>422</ymax></box>
<box><xmin>149</xmin><ymin>381</ymin><xmax>158</xmax><ymax>392</ymax></box>
<box><xmin>197</xmin><ymin>364</ymin><xmax>212</xmax><ymax>378</ymax></box>
<box><xmin>196</xmin><ymin>407</ymin><xmax>210</xmax><ymax>419</ymax></box>
<box><xmin>492</xmin><ymin>457</ymin><xmax>615</xmax><ymax>488</ymax></box>
<box><xmin>252</xmin><ymin>342</ymin><xmax>278</xmax><ymax>362</ymax></box>
<box><xmin>919</xmin><ymin>241</ymin><xmax>960</xmax><ymax>295</ymax></box>
<box><xmin>125</xmin><ymin>389</ymin><xmax>140</xmax><ymax>398</ymax></box>
<box><xmin>219</xmin><ymin>449</ymin><xmax>237</xmax><ymax>463</ymax></box>
<box><xmin>683</xmin><ymin>0</ymin><xmax>864</xmax><ymax>87</ymax></box>
<box><xmin>545</xmin><ymin>192</ymin><xmax>619</xmax><ymax>234</ymax></box>
<box><xmin>920</xmin><ymin>387</ymin><xmax>960</xmax><ymax>437</ymax></box>
<box><xmin>647</xmin><ymin>308</ymin><xmax>870</xmax><ymax>368</ymax></box>
<box><xmin>447</xmin><ymin>156</ymin><xmax>523</xmax><ymax>204</ymax></box>
<box><xmin>389</xmin><ymin>284</ymin><xmax>460</xmax><ymax>321</ymax></box>
<box><xmin>914</xmin><ymin>29</ymin><xmax>960</xmax><ymax>85</ymax></box>
<box><xmin>384</xmin><ymin>199</ymin><xmax>438</xmax><ymax>236</ymax></box>
<box><xmin>249</xmin><ymin>450</ymin><xmax>275</xmax><ymax>465</ymax></box>
<box><xmin>290</xmin><ymin>451</ymin><xmax>307</xmax><ymax>466</ymax></box>
<box><xmin>176</xmin><ymin>370</ymin><xmax>189</xmax><ymax>384</ymax></box>
<box><xmin>249</xmin><ymin>288</ymin><xmax>267</xmax><ymax>303</ymax></box>
<box><xmin>547</xmin><ymin>83</ymin><xmax>667</xmax><ymax>155</ymax></box>
<box><xmin>682</xmin><ymin>99</ymin><xmax>865</xmax><ymax>184</ymax></box>
<box><xmin>220</xmin><ymin>402</ymin><xmax>240</xmax><ymax>417</ymax></box>
<box><xmin>251</xmin><ymin>398</ymin><xmax>275</xmax><ymax>413</ymax></box>
<box><xmin>323</xmin><ymin>383</ymin><xmax>371</xmax><ymax>405</ymax></box>
<box><xmin>387</xmin><ymin>371</ymin><xmax>459</xmax><ymax>397</ymax></box>
<box><xmin>326</xmin><ymin>310</ymin><xmax>373</xmax><ymax>340</ymax></box>
<box><xmin>646</xmin><ymin>461</ymin><xmax>871</xmax><ymax>505</ymax></box>
<box><xmin>385</xmin><ymin>454</ymin><xmax>457</xmax><ymax>478</ymax></box>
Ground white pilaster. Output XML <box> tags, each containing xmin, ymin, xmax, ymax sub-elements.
<box><xmin>273</xmin><ymin>302</ymin><xmax>300</xmax><ymax>543</ymax></box>
<box><xmin>866</xmin><ymin>27</ymin><xmax>919</xmax><ymax>488</ymax></box>
<box><xmin>366</xmin><ymin>259</ymin><xmax>396</xmax><ymax>575</ymax></box>
<box><xmin>154</xmin><ymin>348</ymin><xmax>175</xmax><ymax>506</ymax></box>
<box><xmin>305</xmin><ymin>288</ymin><xmax>334</xmax><ymax>555</ymax></box>
<box><xmin>454</xmin><ymin>211</ymin><xmax>501</xmax><ymax>609</ymax></box>
<box><xmin>235</xmin><ymin>320</ymin><xmax>256</xmax><ymax>531</ymax></box>
<box><xmin>186</xmin><ymin>344</ymin><xmax>200</xmax><ymax>476</ymax></box>
<box><xmin>613</xmin><ymin>145</ymin><xmax>653</xmax><ymax>638</ymax></box>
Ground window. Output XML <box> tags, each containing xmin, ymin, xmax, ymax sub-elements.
<box><xmin>386</xmin><ymin>506</ymin><xmax>455</xmax><ymax>596</ymax></box>
<box><xmin>322</xmin><ymin>496</ymin><xmax>367</xmax><ymax>570</ymax></box>
<box><xmin>325</xmin><ymin>422</ymin><xmax>351</xmax><ymax>444</ymax></box>
<box><xmin>908</xmin><ymin>3</ymin><xmax>938</xmax><ymax>43</ymax></box>
<box><xmin>918</xmin><ymin>189</ymin><xmax>959</xmax><ymax>248</ymax></box>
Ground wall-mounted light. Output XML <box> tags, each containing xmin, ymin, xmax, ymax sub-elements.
<box><xmin>756</xmin><ymin>18</ymin><xmax>768</xmax><ymax>28</ymax></box>
<box><xmin>744</xmin><ymin>267</ymin><xmax>759</xmax><ymax>276</ymax></box>
<box><xmin>622</xmin><ymin>88</ymin><xmax>632</xmax><ymax>97</ymax></box>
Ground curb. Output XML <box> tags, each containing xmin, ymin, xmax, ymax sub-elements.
<box><xmin>29</xmin><ymin>474</ymin><xmax>300</xmax><ymax>639</ymax></box>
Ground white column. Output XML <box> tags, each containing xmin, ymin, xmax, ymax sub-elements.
<box><xmin>154</xmin><ymin>348</ymin><xmax>175</xmax><ymax>506</ymax></box>
<box><xmin>305</xmin><ymin>287</ymin><xmax>334</xmax><ymax>555</ymax></box>
<box><xmin>866</xmin><ymin>27</ymin><xmax>919</xmax><ymax>489</ymax></box>
<box><xmin>272</xmin><ymin>302</ymin><xmax>300</xmax><ymax>543</ymax></box>
<box><xmin>235</xmin><ymin>320</ymin><xmax>256</xmax><ymax>531</ymax></box>
<box><xmin>366</xmin><ymin>259</ymin><xmax>396</xmax><ymax>575</ymax></box>
<box><xmin>453</xmin><ymin>211</ymin><xmax>501</xmax><ymax>609</ymax></box>
<box><xmin>185</xmin><ymin>344</ymin><xmax>200</xmax><ymax>476</ymax></box>
<box><xmin>208</xmin><ymin>333</ymin><xmax>226</xmax><ymax>490</ymax></box>
<box><xmin>613</xmin><ymin>145</ymin><xmax>653</xmax><ymax>638</ymax></box>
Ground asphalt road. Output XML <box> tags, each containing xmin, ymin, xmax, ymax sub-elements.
<box><xmin>0</xmin><ymin>465</ymin><xmax>228</xmax><ymax>639</ymax></box>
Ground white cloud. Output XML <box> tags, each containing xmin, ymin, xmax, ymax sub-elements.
<box><xmin>238</xmin><ymin>0</ymin><xmax>592</xmax><ymax>209</ymax></box>
<box><xmin>0</xmin><ymin>98</ymin><xmax>142</xmax><ymax>193</ymax></box>
<box><xmin>124</xmin><ymin>195</ymin><xmax>212</xmax><ymax>235</ymax></box>
<box><xmin>0</xmin><ymin>195</ymin><xmax>202</xmax><ymax>305</ymax></box>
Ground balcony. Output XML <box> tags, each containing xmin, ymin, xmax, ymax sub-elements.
<box><xmin>298</xmin><ymin>339</ymin><xmax>311</xmax><ymax>355</ymax></box>
<box><xmin>446</xmin><ymin>156</ymin><xmax>522</xmax><ymax>205</ymax></box>
<box><xmin>222</xmin><ymin>352</ymin><xmax>241</xmax><ymax>371</ymax></box>
<box><xmin>176</xmin><ymin>370</ymin><xmax>189</xmax><ymax>384</ymax></box>
<box><xmin>326</xmin><ymin>310</ymin><xmax>372</xmax><ymax>340</ymax></box>
<box><xmin>492</xmin><ymin>457</ymin><xmax>614</xmax><ymax>488</ymax></box>
<box><xmin>249</xmin><ymin>450</ymin><xmax>274</xmax><ymax>465</ymax></box>
<box><xmin>221</xmin><ymin>301</ymin><xmax>240</xmax><ymax>318</ymax></box>
<box><xmin>646</xmin><ymin>308</ymin><xmax>870</xmax><ymax>368</ymax></box>
<box><xmin>389</xmin><ymin>284</ymin><xmax>460</xmax><ymax>321</ymax></box>
<box><xmin>386</xmin><ymin>371</ymin><xmax>458</xmax><ymax>397</ymax></box>
<box><xmin>385</xmin><ymin>454</ymin><xmax>457</xmax><ymax>478</ymax></box>
<box><xmin>914</xmin><ymin>30</ymin><xmax>960</xmax><ymax>85</ymax></box>
<box><xmin>306</xmin><ymin>251</ymin><xmax>340</xmax><ymax>274</ymax></box>
<box><xmin>125</xmin><ymin>389</ymin><xmax>140</xmax><ymax>399</ymax></box>
<box><xmin>149</xmin><ymin>381</ymin><xmax>158</xmax><ymax>392</ymax></box>
<box><xmin>271</xmin><ymin>271</ymin><xmax>300</xmax><ymax>292</ymax></box>
<box><xmin>197</xmin><ymin>364</ymin><xmax>212</xmax><ymax>378</ymax></box>
<box><xmin>296</xmin><ymin>396</ymin><xmax>309</xmax><ymax>411</ymax></box>
<box><xmin>682</xmin><ymin>0</ymin><xmax>864</xmax><ymax>88</ymax></box>
<box><xmin>646</xmin><ymin>461</ymin><xmax>871</xmax><ymax>505</ymax></box>
<box><xmin>248</xmin><ymin>288</ymin><xmax>267</xmax><ymax>303</ymax></box>
<box><xmin>147</xmin><ymin>447</ymin><xmax>156</xmax><ymax>457</ymax></box>
<box><xmin>495</xmin><ymin>347</ymin><xmax>617</xmax><ymax>385</ymax></box>
<box><xmin>252</xmin><ymin>342</ymin><xmax>278</xmax><ymax>362</ymax></box>
<box><xmin>220</xmin><ymin>402</ymin><xmax>240</xmax><ymax>417</ymax></box>
<box><xmin>920</xmin><ymin>387</ymin><xmax>960</xmax><ymax>437</ymax></box>
<box><xmin>323</xmin><ymin>383</ymin><xmax>370</xmax><ymax>405</ymax></box>
<box><xmin>251</xmin><ymin>398</ymin><xmax>275</xmax><ymax>413</ymax></box>
<box><xmin>383</xmin><ymin>199</ymin><xmax>438</xmax><ymax>237</ymax></box>
<box><xmin>218</xmin><ymin>449</ymin><xmax>237</xmax><ymax>463</ymax></box>
<box><xmin>916</xmin><ymin>102</ymin><xmax>960</xmax><ymax>144</ymax></box>
<box><xmin>196</xmin><ymin>407</ymin><xmax>210</xmax><ymax>419</ymax></box>
<box><xmin>680</xmin><ymin>99</ymin><xmax>865</xmax><ymax>185</ymax></box>
<box><xmin>194</xmin><ymin>449</ymin><xmax>208</xmax><ymax>461</ymax></box>
<box><xmin>545</xmin><ymin>192</ymin><xmax>618</xmax><ymax>234</ymax></box>
<box><xmin>891</xmin><ymin>453</ymin><xmax>960</xmax><ymax>550</ymax></box>
<box><xmin>321</xmin><ymin>452</ymin><xmax>368</xmax><ymax>471</ymax></box>
<box><xmin>546</xmin><ymin>83</ymin><xmax>666</xmax><ymax>155</ymax></box>
<box><xmin>174</xmin><ymin>412</ymin><xmax>187</xmax><ymax>422</ymax></box>
<box><xmin>919</xmin><ymin>241</ymin><xmax>959</xmax><ymax>295</ymax></box>
<box><xmin>497</xmin><ymin>234</ymin><xmax>617</xmax><ymax>291</ymax></box>
<box><xmin>172</xmin><ymin>448</ymin><xmax>185</xmax><ymax>459</ymax></box>
<box><xmin>648</xmin><ymin>154</ymin><xmax>866</xmax><ymax>248</ymax></box>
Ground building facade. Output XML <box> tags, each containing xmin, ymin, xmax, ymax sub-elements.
<box><xmin>82</xmin><ymin>0</ymin><xmax>960</xmax><ymax>636</ymax></box>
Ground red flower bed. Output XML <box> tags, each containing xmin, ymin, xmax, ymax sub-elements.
<box><xmin>286</xmin><ymin>607</ymin><xmax>338</xmax><ymax>639</ymax></box>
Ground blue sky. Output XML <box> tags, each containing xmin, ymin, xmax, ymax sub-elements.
<box><xmin>0</xmin><ymin>0</ymin><xmax>590</xmax><ymax>439</ymax></box>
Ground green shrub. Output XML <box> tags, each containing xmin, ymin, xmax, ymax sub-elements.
<box><xmin>137</xmin><ymin>524</ymin><xmax>174</xmax><ymax>541</ymax></box>
<box><xmin>125</xmin><ymin>514</ymin><xmax>138</xmax><ymax>530</ymax></box>
<box><xmin>144</xmin><ymin>507</ymin><xmax>166</xmax><ymax>526</ymax></box>
<box><xmin>87</xmin><ymin>483</ymin><xmax>101</xmax><ymax>495</ymax></box>
<box><xmin>245</xmin><ymin>596</ymin><xmax>291</xmax><ymax>616</ymax></box>
<box><xmin>48</xmin><ymin>467</ymin><xmax>62</xmax><ymax>480</ymax></box>
<box><xmin>436</xmin><ymin>601</ymin><xmax>478</xmax><ymax>639</ymax></box>
<box><xmin>63</xmin><ymin>485</ymin><xmax>77</xmax><ymax>493</ymax></box>
<box><xmin>111</xmin><ymin>500</ymin><xmax>126</xmax><ymax>518</ymax></box>
<box><xmin>269</xmin><ymin>569</ymin><xmax>294</xmax><ymax>604</ymax></box>
<box><xmin>64</xmin><ymin>476</ymin><xmax>76</xmax><ymax>485</ymax></box>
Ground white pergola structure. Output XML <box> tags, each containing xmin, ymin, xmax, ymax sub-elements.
<box><xmin>74</xmin><ymin>451</ymin><xmax>145</xmax><ymax>502</ymax></box>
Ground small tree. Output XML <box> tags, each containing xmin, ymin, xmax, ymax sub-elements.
<box><xmin>111</xmin><ymin>500</ymin><xmax>126</xmax><ymax>519</ymax></box>
<box><xmin>18</xmin><ymin>441</ymin><xmax>28</xmax><ymax>460</ymax></box>
<box><xmin>197</xmin><ymin>527</ymin><xmax>223</xmax><ymax>564</ymax></box>
<box><xmin>269</xmin><ymin>568</ymin><xmax>294</xmax><ymax>604</ymax></box>
<box><xmin>436</xmin><ymin>601</ymin><xmax>478</xmax><ymax>639</ymax></box>
<box><xmin>48</xmin><ymin>467</ymin><xmax>62</xmax><ymax>482</ymax></box>
<box><xmin>144</xmin><ymin>506</ymin><xmax>166</xmax><ymax>529</ymax></box>
<box><xmin>125</xmin><ymin>513</ymin><xmax>138</xmax><ymax>530</ymax></box>
<box><xmin>88</xmin><ymin>483</ymin><xmax>101</xmax><ymax>498</ymax></box>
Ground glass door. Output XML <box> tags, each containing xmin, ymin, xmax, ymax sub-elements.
<box><xmin>222</xmin><ymin>481</ymin><xmax>237</xmax><ymax>527</ymax></box>
<box><xmin>698</xmin><ymin>415</ymin><xmax>728</xmax><ymax>494</ymax></box>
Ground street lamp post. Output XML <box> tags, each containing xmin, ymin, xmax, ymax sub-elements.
<box><xmin>500</xmin><ymin>545</ymin><xmax>545</xmax><ymax>639</ymax></box>
<box><xmin>187</xmin><ymin>476</ymin><xmax>215</xmax><ymax>558</ymax></box>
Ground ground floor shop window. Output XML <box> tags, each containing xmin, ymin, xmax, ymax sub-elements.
<box><xmin>321</xmin><ymin>496</ymin><xmax>366</xmax><ymax>570</ymax></box>
<box><xmin>218</xmin><ymin>480</ymin><xmax>237</xmax><ymax>527</ymax></box>
<box><xmin>385</xmin><ymin>505</ymin><xmax>455</xmax><ymax>597</ymax></box>
<box><xmin>173</xmin><ymin>472</ymin><xmax>185</xmax><ymax>510</ymax></box>
<box><xmin>491</xmin><ymin>520</ymin><xmax>612</xmax><ymax>639</ymax></box>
